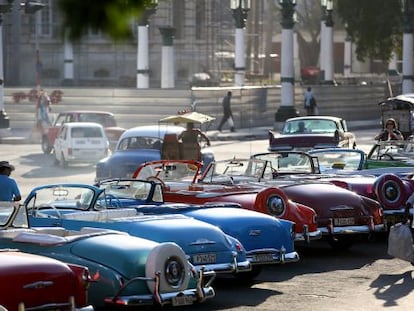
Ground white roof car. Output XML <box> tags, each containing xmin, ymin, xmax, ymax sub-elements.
<box><xmin>53</xmin><ymin>122</ymin><xmax>110</xmax><ymax>168</ymax></box>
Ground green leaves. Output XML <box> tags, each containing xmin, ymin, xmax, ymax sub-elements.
<box><xmin>57</xmin><ymin>0</ymin><xmax>150</xmax><ymax>41</ymax></box>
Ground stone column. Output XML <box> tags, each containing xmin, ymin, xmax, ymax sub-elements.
<box><xmin>159</xmin><ymin>27</ymin><xmax>175</xmax><ymax>89</ymax></box>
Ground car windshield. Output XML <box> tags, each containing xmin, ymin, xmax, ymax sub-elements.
<box><xmin>117</xmin><ymin>136</ymin><xmax>163</xmax><ymax>151</ymax></box>
<box><xmin>283</xmin><ymin>119</ymin><xmax>338</xmax><ymax>134</ymax></box>
<box><xmin>71</xmin><ymin>127</ymin><xmax>103</xmax><ymax>138</ymax></box>
<box><xmin>0</xmin><ymin>202</ymin><xmax>29</xmax><ymax>229</ymax></box>
<box><xmin>309</xmin><ymin>150</ymin><xmax>364</xmax><ymax>171</ymax></box>
<box><xmin>202</xmin><ymin>158</ymin><xmax>273</xmax><ymax>182</ymax></box>
<box><xmin>253</xmin><ymin>153</ymin><xmax>315</xmax><ymax>174</ymax></box>
<box><xmin>79</xmin><ymin>114</ymin><xmax>116</xmax><ymax>127</ymax></box>
<box><xmin>97</xmin><ymin>180</ymin><xmax>163</xmax><ymax>202</ymax></box>
<box><xmin>136</xmin><ymin>162</ymin><xmax>199</xmax><ymax>182</ymax></box>
<box><xmin>25</xmin><ymin>186</ymin><xmax>96</xmax><ymax>211</ymax></box>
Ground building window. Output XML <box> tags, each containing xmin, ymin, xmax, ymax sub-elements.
<box><xmin>195</xmin><ymin>0</ymin><xmax>205</xmax><ymax>40</ymax></box>
<box><xmin>37</xmin><ymin>0</ymin><xmax>52</xmax><ymax>37</ymax></box>
<box><xmin>172</xmin><ymin>0</ymin><xmax>185</xmax><ymax>39</ymax></box>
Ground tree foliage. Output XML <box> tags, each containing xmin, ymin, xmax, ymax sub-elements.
<box><xmin>336</xmin><ymin>0</ymin><xmax>404</xmax><ymax>63</ymax></box>
<box><xmin>57</xmin><ymin>0</ymin><xmax>152</xmax><ymax>41</ymax></box>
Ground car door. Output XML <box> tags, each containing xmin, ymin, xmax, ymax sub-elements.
<box><xmin>54</xmin><ymin>126</ymin><xmax>67</xmax><ymax>158</ymax></box>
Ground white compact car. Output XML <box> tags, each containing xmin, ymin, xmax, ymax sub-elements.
<box><xmin>54</xmin><ymin>122</ymin><xmax>110</xmax><ymax>168</ymax></box>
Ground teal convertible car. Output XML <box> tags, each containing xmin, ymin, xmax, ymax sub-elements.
<box><xmin>0</xmin><ymin>202</ymin><xmax>215</xmax><ymax>309</ymax></box>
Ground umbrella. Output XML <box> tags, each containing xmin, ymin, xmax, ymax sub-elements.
<box><xmin>159</xmin><ymin>111</ymin><xmax>216</xmax><ymax>124</ymax></box>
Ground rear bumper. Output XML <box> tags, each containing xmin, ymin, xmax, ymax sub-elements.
<box><xmin>246</xmin><ymin>249</ymin><xmax>300</xmax><ymax>265</ymax></box>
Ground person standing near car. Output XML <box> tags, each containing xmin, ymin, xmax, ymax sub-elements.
<box><xmin>218</xmin><ymin>91</ymin><xmax>236</xmax><ymax>132</ymax></box>
<box><xmin>178</xmin><ymin>122</ymin><xmax>210</xmax><ymax>161</ymax></box>
<box><xmin>0</xmin><ymin>161</ymin><xmax>21</xmax><ymax>202</ymax></box>
<box><xmin>375</xmin><ymin>118</ymin><xmax>404</xmax><ymax>141</ymax></box>
<box><xmin>304</xmin><ymin>87</ymin><xmax>317</xmax><ymax>116</ymax></box>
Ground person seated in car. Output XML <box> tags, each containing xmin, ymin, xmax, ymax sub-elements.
<box><xmin>375</xmin><ymin>118</ymin><xmax>404</xmax><ymax>141</ymax></box>
<box><xmin>294</xmin><ymin>121</ymin><xmax>309</xmax><ymax>134</ymax></box>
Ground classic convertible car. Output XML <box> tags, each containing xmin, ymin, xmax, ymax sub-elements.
<box><xmin>95</xmin><ymin>125</ymin><xmax>214</xmax><ymax>182</ymax></box>
<box><xmin>259</xmin><ymin>150</ymin><xmax>414</xmax><ymax>227</ymax></box>
<box><xmin>132</xmin><ymin>160</ymin><xmax>321</xmax><ymax>244</ymax></box>
<box><xmin>26</xmin><ymin>180</ymin><xmax>299</xmax><ymax>281</ymax></box>
<box><xmin>308</xmin><ymin>145</ymin><xmax>414</xmax><ymax>173</ymax></box>
<box><xmin>26</xmin><ymin>183</ymin><xmax>252</xmax><ymax>279</ymax></box>
<box><xmin>269</xmin><ymin>116</ymin><xmax>356</xmax><ymax>151</ymax></box>
<box><xmin>1</xmin><ymin>202</ymin><xmax>215</xmax><ymax>309</ymax></box>
<box><xmin>196</xmin><ymin>154</ymin><xmax>385</xmax><ymax>249</ymax></box>
<box><xmin>95</xmin><ymin>178</ymin><xmax>300</xmax><ymax>278</ymax></box>
<box><xmin>0</xmin><ymin>249</ymin><xmax>93</xmax><ymax>311</ymax></box>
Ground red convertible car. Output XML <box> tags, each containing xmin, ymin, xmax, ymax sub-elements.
<box><xmin>132</xmin><ymin>159</ymin><xmax>321</xmax><ymax>244</ymax></box>
<box><xmin>0</xmin><ymin>249</ymin><xmax>93</xmax><ymax>311</ymax></box>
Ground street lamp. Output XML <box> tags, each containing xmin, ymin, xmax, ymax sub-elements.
<box><xmin>0</xmin><ymin>0</ymin><xmax>45</xmax><ymax>131</ymax></box>
<box><xmin>274</xmin><ymin>0</ymin><xmax>298</xmax><ymax>123</ymax></box>
<box><xmin>401</xmin><ymin>0</ymin><xmax>413</xmax><ymax>94</ymax></box>
<box><xmin>136</xmin><ymin>0</ymin><xmax>158</xmax><ymax>89</ymax></box>
<box><xmin>230</xmin><ymin>0</ymin><xmax>250</xmax><ymax>86</ymax></box>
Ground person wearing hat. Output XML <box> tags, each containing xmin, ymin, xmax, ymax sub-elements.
<box><xmin>0</xmin><ymin>161</ymin><xmax>21</xmax><ymax>202</ymax></box>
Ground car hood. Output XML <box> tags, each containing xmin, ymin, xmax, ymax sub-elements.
<box><xmin>132</xmin><ymin>204</ymin><xmax>294</xmax><ymax>251</ymax></box>
<box><xmin>70</xmin><ymin>232</ymin><xmax>157</xmax><ymax>277</ymax></box>
<box><xmin>275</xmin><ymin>182</ymin><xmax>380</xmax><ymax>218</ymax></box>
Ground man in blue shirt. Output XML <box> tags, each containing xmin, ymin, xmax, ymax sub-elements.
<box><xmin>0</xmin><ymin>161</ymin><xmax>21</xmax><ymax>202</ymax></box>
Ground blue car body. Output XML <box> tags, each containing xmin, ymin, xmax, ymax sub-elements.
<box><xmin>95</xmin><ymin>125</ymin><xmax>214</xmax><ymax>182</ymax></box>
<box><xmin>26</xmin><ymin>183</ymin><xmax>251</xmax><ymax>278</ymax></box>
<box><xmin>97</xmin><ymin>179</ymin><xmax>299</xmax><ymax>271</ymax></box>
<box><xmin>0</xmin><ymin>202</ymin><xmax>215</xmax><ymax>309</ymax></box>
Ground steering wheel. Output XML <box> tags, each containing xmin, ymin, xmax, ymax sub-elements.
<box><xmin>379</xmin><ymin>153</ymin><xmax>394</xmax><ymax>161</ymax></box>
<box><xmin>146</xmin><ymin>176</ymin><xmax>166</xmax><ymax>188</ymax></box>
<box><xmin>105</xmin><ymin>194</ymin><xmax>121</xmax><ymax>207</ymax></box>
<box><xmin>35</xmin><ymin>204</ymin><xmax>62</xmax><ymax>219</ymax></box>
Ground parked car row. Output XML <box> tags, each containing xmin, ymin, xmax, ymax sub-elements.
<box><xmin>11</xmin><ymin>110</ymin><xmax>413</xmax><ymax>310</ymax></box>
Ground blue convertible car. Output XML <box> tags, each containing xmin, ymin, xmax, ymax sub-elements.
<box><xmin>27</xmin><ymin>179</ymin><xmax>300</xmax><ymax>280</ymax></box>
<box><xmin>26</xmin><ymin>183</ymin><xmax>252</xmax><ymax>280</ymax></box>
<box><xmin>0</xmin><ymin>202</ymin><xmax>214</xmax><ymax>309</ymax></box>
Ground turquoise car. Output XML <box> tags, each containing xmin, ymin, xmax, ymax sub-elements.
<box><xmin>0</xmin><ymin>202</ymin><xmax>214</xmax><ymax>309</ymax></box>
<box><xmin>26</xmin><ymin>183</ymin><xmax>251</xmax><ymax>280</ymax></box>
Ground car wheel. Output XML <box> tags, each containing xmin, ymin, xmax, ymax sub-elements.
<box><xmin>41</xmin><ymin>135</ymin><xmax>52</xmax><ymax>154</ymax></box>
<box><xmin>145</xmin><ymin>242</ymin><xmax>190</xmax><ymax>293</ymax></box>
<box><xmin>61</xmin><ymin>153</ymin><xmax>68</xmax><ymax>168</ymax></box>
<box><xmin>374</xmin><ymin>173</ymin><xmax>407</xmax><ymax>209</ymax></box>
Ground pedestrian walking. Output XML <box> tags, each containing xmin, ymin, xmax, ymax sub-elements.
<box><xmin>36</xmin><ymin>89</ymin><xmax>52</xmax><ymax>131</ymax></box>
<box><xmin>218</xmin><ymin>91</ymin><xmax>235</xmax><ymax>132</ymax></box>
<box><xmin>304</xmin><ymin>87</ymin><xmax>317</xmax><ymax>116</ymax></box>
<box><xmin>0</xmin><ymin>161</ymin><xmax>21</xmax><ymax>202</ymax></box>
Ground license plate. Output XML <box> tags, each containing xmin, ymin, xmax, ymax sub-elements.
<box><xmin>334</xmin><ymin>217</ymin><xmax>355</xmax><ymax>226</ymax></box>
<box><xmin>192</xmin><ymin>253</ymin><xmax>216</xmax><ymax>264</ymax></box>
<box><xmin>251</xmin><ymin>253</ymin><xmax>274</xmax><ymax>263</ymax></box>
<box><xmin>172</xmin><ymin>295</ymin><xmax>193</xmax><ymax>306</ymax></box>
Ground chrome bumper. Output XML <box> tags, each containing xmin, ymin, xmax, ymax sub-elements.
<box><xmin>194</xmin><ymin>259</ymin><xmax>252</xmax><ymax>275</ymax></box>
<box><xmin>294</xmin><ymin>229</ymin><xmax>322</xmax><ymax>243</ymax></box>
<box><xmin>319</xmin><ymin>224</ymin><xmax>386</xmax><ymax>235</ymax></box>
<box><xmin>104</xmin><ymin>268</ymin><xmax>216</xmax><ymax>307</ymax></box>
<box><xmin>246</xmin><ymin>248</ymin><xmax>300</xmax><ymax>265</ymax></box>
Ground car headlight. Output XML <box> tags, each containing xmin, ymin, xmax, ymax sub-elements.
<box><xmin>267</xmin><ymin>195</ymin><xmax>285</xmax><ymax>217</ymax></box>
